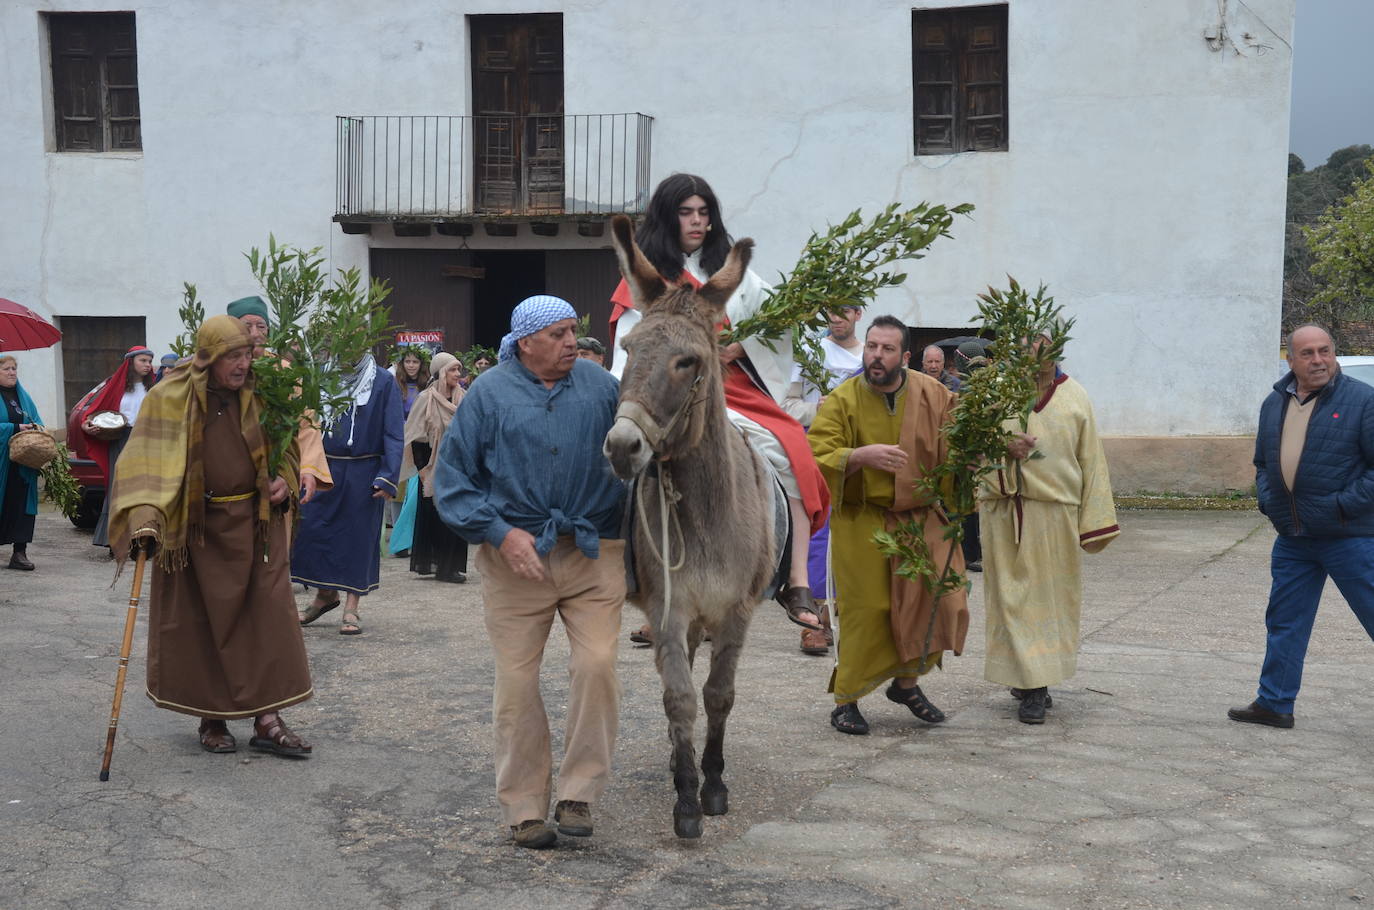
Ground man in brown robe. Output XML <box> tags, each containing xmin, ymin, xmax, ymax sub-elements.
<box><xmin>109</xmin><ymin>315</ymin><xmax>314</xmax><ymax>757</ymax></box>
<box><xmin>809</xmin><ymin>316</ymin><xmax>968</xmax><ymax>735</ymax></box>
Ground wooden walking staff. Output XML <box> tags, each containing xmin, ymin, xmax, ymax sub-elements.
<box><xmin>99</xmin><ymin>544</ymin><xmax>149</xmax><ymax>782</ymax></box>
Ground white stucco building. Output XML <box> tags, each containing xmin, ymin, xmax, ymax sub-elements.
<box><xmin>1</xmin><ymin>0</ymin><xmax>1295</xmax><ymax>491</ymax></box>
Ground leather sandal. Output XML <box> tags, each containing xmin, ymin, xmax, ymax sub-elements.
<box><xmin>340</xmin><ymin>611</ymin><xmax>362</xmax><ymax>635</ymax></box>
<box><xmin>198</xmin><ymin>718</ymin><xmax>236</xmax><ymax>753</ymax></box>
<box><xmin>629</xmin><ymin>623</ymin><xmax>653</xmax><ymax>646</ymax></box>
<box><xmin>885</xmin><ymin>681</ymin><xmax>946</xmax><ymax>724</ymax></box>
<box><xmin>776</xmin><ymin>585</ymin><xmax>824</xmax><ymax>631</ymax></box>
<box><xmin>298</xmin><ymin>598</ymin><xmax>340</xmax><ymax>626</ymax></box>
<box><xmin>249</xmin><ymin>715</ymin><xmax>312</xmax><ymax>757</ymax></box>
<box><xmin>830</xmin><ymin>702</ymin><xmax>870</xmax><ymax>735</ymax></box>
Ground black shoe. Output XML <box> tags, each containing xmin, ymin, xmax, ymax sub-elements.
<box><xmin>7</xmin><ymin>551</ymin><xmax>34</xmax><ymax>571</ymax></box>
<box><xmin>1010</xmin><ymin>687</ymin><xmax>1053</xmax><ymax>708</ymax></box>
<box><xmin>830</xmin><ymin>702</ymin><xmax>870</xmax><ymax>735</ymax></box>
<box><xmin>966</xmin><ymin>560</ymin><xmax>982</xmax><ymax>573</ymax></box>
<box><xmin>1017</xmin><ymin>687</ymin><xmax>1049</xmax><ymax>724</ymax></box>
<box><xmin>1227</xmin><ymin>700</ymin><xmax>1294</xmax><ymax>729</ymax></box>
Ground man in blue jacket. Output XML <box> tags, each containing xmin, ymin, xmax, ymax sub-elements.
<box><xmin>1232</xmin><ymin>324</ymin><xmax>1374</xmax><ymax>729</ymax></box>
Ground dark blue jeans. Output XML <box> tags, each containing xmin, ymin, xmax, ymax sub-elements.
<box><xmin>1257</xmin><ymin>534</ymin><xmax>1374</xmax><ymax>712</ymax></box>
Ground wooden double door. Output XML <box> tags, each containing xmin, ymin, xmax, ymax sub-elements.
<box><xmin>471</xmin><ymin>14</ymin><xmax>564</xmax><ymax>213</ymax></box>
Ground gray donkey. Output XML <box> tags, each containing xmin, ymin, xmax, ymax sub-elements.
<box><xmin>603</xmin><ymin>214</ymin><xmax>785</xmax><ymax>839</ymax></box>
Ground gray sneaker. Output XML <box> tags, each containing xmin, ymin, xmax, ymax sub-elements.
<box><xmin>511</xmin><ymin>819</ymin><xmax>557</xmax><ymax>849</ymax></box>
<box><xmin>554</xmin><ymin>800</ymin><xmax>593</xmax><ymax>837</ymax></box>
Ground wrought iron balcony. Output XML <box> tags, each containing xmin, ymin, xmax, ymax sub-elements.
<box><xmin>334</xmin><ymin>113</ymin><xmax>653</xmax><ymax>222</ymax></box>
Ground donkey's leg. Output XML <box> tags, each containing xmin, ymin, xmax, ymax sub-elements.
<box><xmin>700</xmin><ymin>602</ymin><xmax>749</xmax><ymax>816</ymax></box>
<box><xmin>653</xmin><ymin>614</ymin><xmax>703</xmax><ymax>838</ymax></box>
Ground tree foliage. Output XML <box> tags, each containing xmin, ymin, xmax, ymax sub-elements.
<box><xmin>1303</xmin><ymin>158</ymin><xmax>1374</xmax><ymax>336</ymax></box>
<box><xmin>1284</xmin><ymin>145</ymin><xmax>1374</xmax><ymax>344</ymax></box>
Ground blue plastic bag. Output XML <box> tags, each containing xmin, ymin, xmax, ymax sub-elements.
<box><xmin>388</xmin><ymin>478</ymin><xmax>419</xmax><ymax>554</ymax></box>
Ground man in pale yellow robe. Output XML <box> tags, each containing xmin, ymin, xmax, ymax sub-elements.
<box><xmin>980</xmin><ymin>333</ymin><xmax>1119</xmax><ymax>724</ymax></box>
<box><xmin>809</xmin><ymin>317</ymin><xmax>968</xmax><ymax>735</ymax></box>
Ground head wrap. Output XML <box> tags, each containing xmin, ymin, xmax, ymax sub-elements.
<box><xmin>160</xmin><ymin>353</ymin><xmax>178</xmax><ymax>366</ymax></box>
<box><xmin>78</xmin><ymin>344</ymin><xmax>157</xmax><ymax>483</ymax></box>
<box><xmin>429</xmin><ymin>351</ymin><xmax>458</xmax><ymax>379</ymax></box>
<box><xmin>226</xmin><ymin>296</ymin><xmax>270</xmax><ymax>324</ymax></box>
<box><xmin>108</xmin><ymin>314</ymin><xmax>274</xmax><ymax>575</ymax></box>
<box><xmin>498</xmin><ymin>295</ymin><xmax>578</xmax><ymax>363</ymax></box>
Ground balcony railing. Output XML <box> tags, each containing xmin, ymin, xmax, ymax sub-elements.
<box><xmin>335</xmin><ymin>113</ymin><xmax>653</xmax><ymax>219</ymax></box>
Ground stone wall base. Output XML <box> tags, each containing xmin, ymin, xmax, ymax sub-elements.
<box><xmin>1102</xmin><ymin>436</ymin><xmax>1255</xmax><ymax>495</ymax></box>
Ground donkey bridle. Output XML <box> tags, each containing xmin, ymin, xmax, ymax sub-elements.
<box><xmin>612</xmin><ymin>372</ymin><xmax>704</xmax><ymax>460</ymax></box>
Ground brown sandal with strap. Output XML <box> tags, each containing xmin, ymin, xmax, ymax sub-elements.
<box><xmin>249</xmin><ymin>715</ymin><xmax>312</xmax><ymax>757</ymax></box>
<box><xmin>198</xmin><ymin>718</ymin><xmax>237</xmax><ymax>753</ymax></box>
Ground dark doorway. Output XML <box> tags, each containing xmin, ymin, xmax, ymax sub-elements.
<box><xmin>470</xmin><ymin>13</ymin><xmax>564</xmax><ymax>213</ymax></box>
<box><xmin>466</xmin><ymin>249</ymin><xmax>620</xmax><ymax>351</ymax></box>
<box><xmin>471</xmin><ymin>251</ymin><xmax>546</xmax><ymax>349</ymax></box>
<box><xmin>57</xmin><ymin>315</ymin><xmax>146</xmax><ymax>413</ymax></box>
<box><xmin>370</xmin><ymin>249</ymin><xmax>477</xmax><ymax>354</ymax></box>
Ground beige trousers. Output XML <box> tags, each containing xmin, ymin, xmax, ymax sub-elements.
<box><xmin>476</xmin><ymin>536</ymin><xmax>626</xmax><ymax>826</ymax></box>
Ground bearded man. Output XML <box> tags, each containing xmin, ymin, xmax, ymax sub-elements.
<box><xmin>808</xmin><ymin>315</ymin><xmax>968</xmax><ymax>735</ymax></box>
<box><xmin>109</xmin><ymin>315</ymin><xmax>314</xmax><ymax>757</ymax></box>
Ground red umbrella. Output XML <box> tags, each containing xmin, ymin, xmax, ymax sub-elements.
<box><xmin>0</xmin><ymin>298</ymin><xmax>62</xmax><ymax>351</ymax></box>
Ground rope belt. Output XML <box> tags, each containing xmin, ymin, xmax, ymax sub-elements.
<box><xmin>207</xmin><ymin>491</ymin><xmax>255</xmax><ymax>503</ymax></box>
<box><xmin>325</xmin><ymin>453</ymin><xmax>381</xmax><ymax>461</ymax></box>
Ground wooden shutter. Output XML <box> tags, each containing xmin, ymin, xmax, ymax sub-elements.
<box><xmin>913</xmin><ymin>6</ymin><xmax>1007</xmax><ymax>155</ymax></box>
<box><xmin>58</xmin><ymin>316</ymin><xmax>146</xmax><ymax>414</ymax></box>
<box><xmin>471</xmin><ymin>14</ymin><xmax>564</xmax><ymax>213</ymax></box>
<box><xmin>49</xmin><ymin>13</ymin><xmax>140</xmax><ymax>153</ymax></box>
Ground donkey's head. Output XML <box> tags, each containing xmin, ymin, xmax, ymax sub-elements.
<box><xmin>603</xmin><ymin>214</ymin><xmax>753</xmax><ymax>479</ymax></box>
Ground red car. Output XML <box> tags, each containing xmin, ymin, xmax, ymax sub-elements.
<box><xmin>66</xmin><ymin>385</ymin><xmax>108</xmax><ymax>529</ymax></box>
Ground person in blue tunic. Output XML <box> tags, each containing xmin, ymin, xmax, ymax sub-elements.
<box><xmin>293</xmin><ymin>354</ymin><xmax>404</xmax><ymax>635</ymax></box>
<box><xmin>433</xmin><ymin>295</ymin><xmax>626</xmax><ymax>849</ymax></box>
<box><xmin>0</xmin><ymin>356</ymin><xmax>43</xmax><ymax>571</ymax></box>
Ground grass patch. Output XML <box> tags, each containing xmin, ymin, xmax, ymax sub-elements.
<box><xmin>1114</xmin><ymin>493</ymin><xmax>1258</xmax><ymax>511</ymax></box>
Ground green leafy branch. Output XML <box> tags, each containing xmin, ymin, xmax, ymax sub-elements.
<box><xmin>873</xmin><ymin>278</ymin><xmax>1072</xmax><ymax>662</ymax></box>
<box><xmin>41</xmin><ymin>441</ymin><xmax>83</xmax><ymax>519</ymax></box>
<box><xmin>243</xmin><ymin>236</ymin><xmax>393</xmax><ymax>480</ymax></box>
<box><xmin>461</xmin><ymin>344</ymin><xmax>497</xmax><ymax>372</ymax></box>
<box><xmin>168</xmin><ymin>284</ymin><xmax>204</xmax><ymax>358</ymax></box>
<box><xmin>723</xmin><ymin>202</ymin><xmax>974</xmax><ymax>393</ymax></box>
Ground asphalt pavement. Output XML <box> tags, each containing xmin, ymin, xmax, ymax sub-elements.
<box><xmin>3</xmin><ymin>507</ymin><xmax>1374</xmax><ymax>909</ymax></box>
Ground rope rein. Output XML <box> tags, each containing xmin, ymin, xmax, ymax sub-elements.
<box><xmin>622</xmin><ymin>372</ymin><xmax>702</xmax><ymax>635</ymax></box>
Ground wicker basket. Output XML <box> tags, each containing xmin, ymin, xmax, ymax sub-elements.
<box><xmin>9</xmin><ymin>428</ymin><xmax>58</xmax><ymax>470</ymax></box>
<box><xmin>83</xmin><ymin>410</ymin><xmax>129</xmax><ymax>441</ymax></box>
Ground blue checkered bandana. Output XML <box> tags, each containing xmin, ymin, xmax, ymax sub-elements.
<box><xmin>498</xmin><ymin>295</ymin><xmax>578</xmax><ymax>363</ymax></box>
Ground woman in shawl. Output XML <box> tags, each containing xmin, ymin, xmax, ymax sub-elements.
<box><xmin>108</xmin><ymin>316</ymin><xmax>313</xmax><ymax>756</ymax></box>
<box><xmin>608</xmin><ymin>173</ymin><xmax>829</xmax><ymax>641</ymax></box>
<box><xmin>402</xmin><ymin>352</ymin><xmax>468</xmax><ymax>582</ymax></box>
<box><xmin>0</xmin><ymin>355</ymin><xmax>43</xmax><ymax>571</ymax></box>
<box><xmin>80</xmin><ymin>345</ymin><xmax>156</xmax><ymax>549</ymax></box>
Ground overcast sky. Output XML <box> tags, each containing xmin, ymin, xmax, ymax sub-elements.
<box><xmin>1289</xmin><ymin>0</ymin><xmax>1374</xmax><ymax>167</ymax></box>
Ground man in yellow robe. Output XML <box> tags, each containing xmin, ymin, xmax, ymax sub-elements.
<box><xmin>980</xmin><ymin>330</ymin><xmax>1119</xmax><ymax>724</ymax></box>
<box><xmin>809</xmin><ymin>316</ymin><xmax>968</xmax><ymax>735</ymax></box>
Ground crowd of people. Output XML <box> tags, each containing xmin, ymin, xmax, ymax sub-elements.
<box><xmin>6</xmin><ymin>171</ymin><xmax>1371</xmax><ymax>853</ymax></box>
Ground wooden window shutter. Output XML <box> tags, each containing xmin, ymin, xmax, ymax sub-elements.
<box><xmin>912</xmin><ymin>5</ymin><xmax>1008</xmax><ymax>155</ymax></box>
<box><xmin>48</xmin><ymin>13</ymin><xmax>140</xmax><ymax>153</ymax></box>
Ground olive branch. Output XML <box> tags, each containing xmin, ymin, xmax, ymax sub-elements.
<box><xmin>723</xmin><ymin>202</ymin><xmax>974</xmax><ymax>392</ymax></box>
<box><xmin>872</xmin><ymin>278</ymin><xmax>1073</xmax><ymax>663</ymax></box>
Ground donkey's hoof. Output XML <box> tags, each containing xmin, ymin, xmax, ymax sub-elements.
<box><xmin>700</xmin><ymin>786</ymin><xmax>729</xmax><ymax>816</ymax></box>
<box><xmin>674</xmin><ymin>812</ymin><xmax>704</xmax><ymax>839</ymax></box>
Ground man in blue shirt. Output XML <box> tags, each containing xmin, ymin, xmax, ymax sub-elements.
<box><xmin>434</xmin><ymin>295</ymin><xmax>626</xmax><ymax>849</ymax></box>
<box><xmin>1232</xmin><ymin>324</ymin><xmax>1374</xmax><ymax>729</ymax></box>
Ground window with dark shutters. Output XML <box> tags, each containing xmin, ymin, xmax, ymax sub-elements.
<box><xmin>48</xmin><ymin>12</ymin><xmax>141</xmax><ymax>153</ymax></box>
<box><xmin>912</xmin><ymin>5</ymin><xmax>1008</xmax><ymax>156</ymax></box>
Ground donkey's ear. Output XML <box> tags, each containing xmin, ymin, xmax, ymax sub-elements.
<box><xmin>696</xmin><ymin>238</ymin><xmax>754</xmax><ymax>314</ymax></box>
<box><xmin>609</xmin><ymin>214</ymin><xmax>667</xmax><ymax>311</ymax></box>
